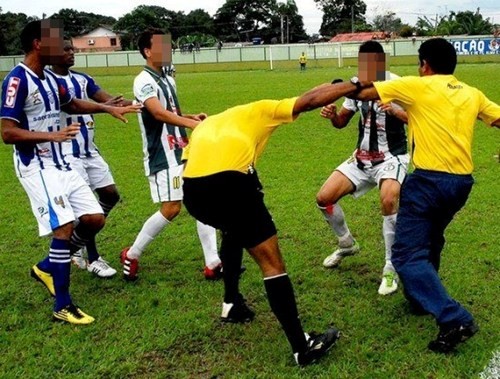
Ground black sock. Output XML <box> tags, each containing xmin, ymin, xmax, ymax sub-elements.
<box><xmin>85</xmin><ymin>237</ymin><xmax>99</xmax><ymax>264</ymax></box>
<box><xmin>264</xmin><ymin>274</ymin><xmax>307</xmax><ymax>354</ymax></box>
<box><xmin>220</xmin><ymin>232</ymin><xmax>244</xmax><ymax>304</ymax></box>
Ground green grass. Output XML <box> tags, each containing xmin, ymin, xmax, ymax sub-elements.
<box><xmin>0</xmin><ymin>63</ymin><xmax>499</xmax><ymax>378</ymax></box>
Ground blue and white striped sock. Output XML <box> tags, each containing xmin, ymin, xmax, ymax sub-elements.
<box><xmin>49</xmin><ymin>238</ymin><xmax>72</xmax><ymax>311</ymax></box>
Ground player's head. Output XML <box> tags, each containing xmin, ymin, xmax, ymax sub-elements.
<box><xmin>418</xmin><ymin>38</ymin><xmax>457</xmax><ymax>75</ymax></box>
<box><xmin>53</xmin><ymin>39</ymin><xmax>75</xmax><ymax>70</ymax></box>
<box><xmin>21</xmin><ymin>19</ymin><xmax>64</xmax><ymax>65</ymax></box>
<box><xmin>21</xmin><ymin>20</ymin><xmax>42</xmax><ymax>53</ymax></box>
<box><xmin>138</xmin><ymin>28</ymin><xmax>172</xmax><ymax>67</ymax></box>
<box><xmin>358</xmin><ymin>41</ymin><xmax>386</xmax><ymax>81</ymax></box>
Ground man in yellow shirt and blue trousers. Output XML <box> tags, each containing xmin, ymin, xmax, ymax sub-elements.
<box><xmin>353</xmin><ymin>38</ymin><xmax>500</xmax><ymax>353</ymax></box>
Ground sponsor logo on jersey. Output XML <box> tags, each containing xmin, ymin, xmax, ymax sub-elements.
<box><xmin>46</xmin><ymin>90</ymin><xmax>55</xmax><ymax>105</ymax></box>
<box><xmin>141</xmin><ymin>83</ymin><xmax>155</xmax><ymax>97</ymax></box>
<box><xmin>31</xmin><ymin>89</ymin><xmax>43</xmax><ymax>105</ymax></box>
<box><xmin>58</xmin><ymin>82</ymin><xmax>67</xmax><ymax>98</ymax></box>
<box><xmin>38</xmin><ymin>206</ymin><xmax>48</xmax><ymax>216</ymax></box>
<box><xmin>4</xmin><ymin>77</ymin><xmax>21</xmax><ymax>108</ymax></box>
<box><xmin>383</xmin><ymin>163</ymin><xmax>395</xmax><ymax>171</ymax></box>
<box><xmin>86</xmin><ymin>120</ymin><xmax>95</xmax><ymax>129</ymax></box>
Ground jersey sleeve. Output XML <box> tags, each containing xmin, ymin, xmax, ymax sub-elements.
<box><xmin>134</xmin><ymin>74</ymin><xmax>157</xmax><ymax>103</ymax></box>
<box><xmin>83</xmin><ymin>73</ymin><xmax>101</xmax><ymax>98</ymax></box>
<box><xmin>374</xmin><ymin>76</ymin><xmax>420</xmax><ymax>107</ymax></box>
<box><xmin>270</xmin><ymin>97</ymin><xmax>297</xmax><ymax>123</ymax></box>
<box><xmin>342</xmin><ymin>98</ymin><xmax>358</xmax><ymax>112</ymax></box>
<box><xmin>477</xmin><ymin>90</ymin><xmax>500</xmax><ymax>126</ymax></box>
<box><xmin>0</xmin><ymin>72</ymin><xmax>28</xmax><ymax>123</ymax></box>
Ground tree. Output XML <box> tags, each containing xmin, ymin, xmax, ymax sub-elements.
<box><xmin>49</xmin><ymin>8</ymin><xmax>116</xmax><ymax>37</ymax></box>
<box><xmin>214</xmin><ymin>0</ymin><xmax>306</xmax><ymax>43</ymax></box>
<box><xmin>275</xmin><ymin>0</ymin><xmax>308</xmax><ymax>43</ymax></box>
<box><xmin>372</xmin><ymin>12</ymin><xmax>403</xmax><ymax>33</ymax></box>
<box><xmin>114</xmin><ymin>6</ymin><xmax>185</xmax><ymax>50</ymax></box>
<box><xmin>0</xmin><ymin>10</ymin><xmax>37</xmax><ymax>55</ymax></box>
<box><xmin>181</xmin><ymin>9</ymin><xmax>215</xmax><ymax>37</ymax></box>
<box><xmin>214</xmin><ymin>0</ymin><xmax>278</xmax><ymax>42</ymax></box>
<box><xmin>313</xmin><ymin>0</ymin><xmax>368</xmax><ymax>37</ymax></box>
<box><xmin>415</xmin><ymin>15</ymin><xmax>441</xmax><ymax>36</ymax></box>
<box><xmin>452</xmin><ymin>9</ymin><xmax>493</xmax><ymax>35</ymax></box>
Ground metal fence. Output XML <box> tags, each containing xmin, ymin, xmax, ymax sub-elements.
<box><xmin>1</xmin><ymin>36</ymin><xmax>498</xmax><ymax>72</ymax></box>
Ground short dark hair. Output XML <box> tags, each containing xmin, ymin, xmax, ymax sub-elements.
<box><xmin>21</xmin><ymin>20</ymin><xmax>42</xmax><ymax>53</ymax></box>
<box><xmin>418</xmin><ymin>38</ymin><xmax>457</xmax><ymax>74</ymax></box>
<box><xmin>359</xmin><ymin>40</ymin><xmax>384</xmax><ymax>54</ymax></box>
<box><xmin>137</xmin><ymin>28</ymin><xmax>165</xmax><ymax>59</ymax></box>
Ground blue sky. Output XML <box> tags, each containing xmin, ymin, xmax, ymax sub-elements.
<box><xmin>2</xmin><ymin>0</ymin><xmax>499</xmax><ymax>35</ymax></box>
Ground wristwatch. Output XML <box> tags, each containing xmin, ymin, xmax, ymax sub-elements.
<box><xmin>350</xmin><ymin>76</ymin><xmax>362</xmax><ymax>92</ymax></box>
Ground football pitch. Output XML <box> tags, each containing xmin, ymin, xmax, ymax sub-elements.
<box><xmin>0</xmin><ymin>63</ymin><xmax>498</xmax><ymax>378</ymax></box>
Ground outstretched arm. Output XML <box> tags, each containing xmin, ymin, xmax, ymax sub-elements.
<box><xmin>293</xmin><ymin>81</ymin><xmax>378</xmax><ymax>116</ymax></box>
<box><xmin>2</xmin><ymin>118</ymin><xmax>80</xmax><ymax>144</ymax></box>
<box><xmin>143</xmin><ymin>97</ymin><xmax>199</xmax><ymax>129</ymax></box>
<box><xmin>62</xmin><ymin>98</ymin><xmax>142</xmax><ymax>123</ymax></box>
<box><xmin>92</xmin><ymin>89</ymin><xmax>134</xmax><ymax>107</ymax></box>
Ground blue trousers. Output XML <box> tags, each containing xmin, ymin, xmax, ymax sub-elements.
<box><xmin>392</xmin><ymin>169</ymin><xmax>474</xmax><ymax>328</ymax></box>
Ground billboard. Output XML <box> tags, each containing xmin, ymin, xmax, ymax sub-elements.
<box><xmin>449</xmin><ymin>38</ymin><xmax>500</xmax><ymax>55</ymax></box>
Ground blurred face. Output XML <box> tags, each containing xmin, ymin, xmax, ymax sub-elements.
<box><xmin>40</xmin><ymin>19</ymin><xmax>64</xmax><ymax>65</ymax></box>
<box><xmin>358</xmin><ymin>52</ymin><xmax>387</xmax><ymax>81</ymax></box>
<box><xmin>147</xmin><ymin>34</ymin><xmax>172</xmax><ymax>67</ymax></box>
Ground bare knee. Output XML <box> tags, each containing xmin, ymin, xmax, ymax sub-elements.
<box><xmin>96</xmin><ymin>185</ymin><xmax>120</xmax><ymax>207</ymax></box>
<box><xmin>248</xmin><ymin>235</ymin><xmax>286</xmax><ymax>277</ymax></box>
<box><xmin>160</xmin><ymin>201</ymin><xmax>181</xmax><ymax>221</ymax></box>
<box><xmin>79</xmin><ymin>213</ymin><xmax>106</xmax><ymax>233</ymax></box>
<box><xmin>316</xmin><ymin>172</ymin><xmax>352</xmax><ymax>207</ymax></box>
<box><xmin>316</xmin><ymin>189</ymin><xmax>332</xmax><ymax>208</ymax></box>
<box><xmin>380</xmin><ymin>192</ymin><xmax>398</xmax><ymax>215</ymax></box>
<box><xmin>52</xmin><ymin>222</ymin><xmax>74</xmax><ymax>240</ymax></box>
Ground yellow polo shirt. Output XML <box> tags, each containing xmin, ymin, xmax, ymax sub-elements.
<box><xmin>374</xmin><ymin>75</ymin><xmax>500</xmax><ymax>174</ymax></box>
<box><xmin>183</xmin><ymin>98</ymin><xmax>297</xmax><ymax>177</ymax></box>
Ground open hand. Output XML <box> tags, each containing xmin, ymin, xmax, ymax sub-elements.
<box><xmin>107</xmin><ymin>103</ymin><xmax>143</xmax><ymax>123</ymax></box>
<box><xmin>54</xmin><ymin>122</ymin><xmax>80</xmax><ymax>142</ymax></box>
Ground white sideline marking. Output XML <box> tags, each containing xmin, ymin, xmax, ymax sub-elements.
<box><xmin>480</xmin><ymin>350</ymin><xmax>500</xmax><ymax>379</ymax></box>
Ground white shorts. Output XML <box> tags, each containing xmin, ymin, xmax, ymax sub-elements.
<box><xmin>336</xmin><ymin>154</ymin><xmax>410</xmax><ymax>198</ymax></box>
<box><xmin>67</xmin><ymin>155</ymin><xmax>115</xmax><ymax>191</ymax></box>
<box><xmin>19</xmin><ymin>169</ymin><xmax>103</xmax><ymax>236</ymax></box>
<box><xmin>148</xmin><ymin>165</ymin><xmax>184</xmax><ymax>203</ymax></box>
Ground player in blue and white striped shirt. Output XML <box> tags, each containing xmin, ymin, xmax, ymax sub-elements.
<box><xmin>49</xmin><ymin>40</ymin><xmax>133</xmax><ymax>278</ymax></box>
<box><xmin>1</xmin><ymin>20</ymin><xmax>141</xmax><ymax>324</ymax></box>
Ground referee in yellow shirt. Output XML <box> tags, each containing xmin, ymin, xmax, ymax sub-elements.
<box><xmin>183</xmin><ymin>81</ymin><xmax>370</xmax><ymax>365</ymax></box>
<box><xmin>353</xmin><ymin>38</ymin><xmax>500</xmax><ymax>353</ymax></box>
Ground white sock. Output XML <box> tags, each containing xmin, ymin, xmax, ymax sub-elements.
<box><xmin>128</xmin><ymin>211</ymin><xmax>170</xmax><ymax>259</ymax></box>
<box><xmin>196</xmin><ymin>220</ymin><xmax>220</xmax><ymax>268</ymax></box>
<box><xmin>382</xmin><ymin>214</ymin><xmax>397</xmax><ymax>273</ymax></box>
<box><xmin>318</xmin><ymin>203</ymin><xmax>354</xmax><ymax>248</ymax></box>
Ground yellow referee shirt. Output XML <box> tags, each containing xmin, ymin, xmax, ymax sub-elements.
<box><xmin>183</xmin><ymin>98</ymin><xmax>297</xmax><ymax>178</ymax></box>
<box><xmin>374</xmin><ymin>75</ymin><xmax>500</xmax><ymax>174</ymax></box>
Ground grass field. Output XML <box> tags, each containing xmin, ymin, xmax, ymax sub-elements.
<box><xmin>0</xmin><ymin>63</ymin><xmax>499</xmax><ymax>378</ymax></box>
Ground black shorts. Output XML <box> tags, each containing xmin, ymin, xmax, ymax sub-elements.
<box><xmin>183</xmin><ymin>171</ymin><xmax>277</xmax><ymax>249</ymax></box>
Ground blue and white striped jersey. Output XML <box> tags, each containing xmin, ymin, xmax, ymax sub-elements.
<box><xmin>0</xmin><ymin>63</ymin><xmax>73</xmax><ymax>177</ymax></box>
<box><xmin>47</xmin><ymin>69</ymin><xmax>101</xmax><ymax>158</ymax></box>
